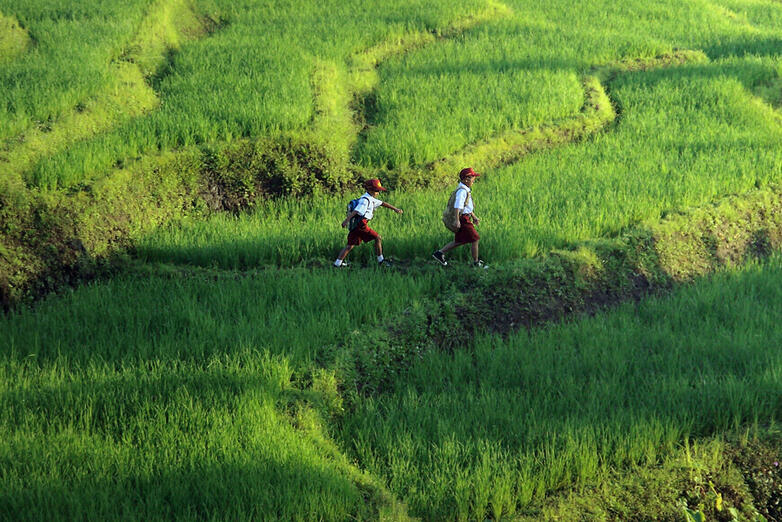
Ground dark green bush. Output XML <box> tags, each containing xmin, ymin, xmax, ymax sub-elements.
<box><xmin>200</xmin><ymin>136</ymin><xmax>357</xmax><ymax>212</ymax></box>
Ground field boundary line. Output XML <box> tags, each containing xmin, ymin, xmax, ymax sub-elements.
<box><xmin>423</xmin><ymin>50</ymin><xmax>709</xmax><ymax>186</ymax></box>
<box><xmin>336</xmin><ymin>182</ymin><xmax>782</xmax><ymax>397</ymax></box>
<box><xmin>309</xmin><ymin>0</ymin><xmax>513</xmax><ymax>166</ymax></box>
<box><xmin>0</xmin><ymin>0</ymin><xmax>215</xmax><ymax>189</ymax></box>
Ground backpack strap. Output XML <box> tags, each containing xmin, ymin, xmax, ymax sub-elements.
<box><xmin>455</xmin><ymin>187</ymin><xmax>471</xmax><ymax>215</ymax></box>
<box><xmin>358</xmin><ymin>196</ymin><xmax>371</xmax><ymax>218</ymax></box>
<box><xmin>349</xmin><ymin>196</ymin><xmax>372</xmax><ymax>231</ymax></box>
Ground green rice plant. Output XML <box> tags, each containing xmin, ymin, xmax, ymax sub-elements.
<box><xmin>2</xmin><ymin>62</ymin><xmax>159</xmax><ymax>185</ymax></box>
<box><xmin>0</xmin><ymin>12</ymin><xmax>29</xmax><ymax>62</ymax></box>
<box><xmin>136</xmin><ymin>56</ymin><xmax>782</xmax><ymax>270</ymax></box>
<box><xmin>8</xmin><ymin>1</ymin><xmax>782</xmax><ymax>518</ymax></box>
<box><xmin>350</xmin><ymin>0</ymin><xmax>751</xmax><ymax>170</ymax></box>
<box><xmin>0</xmin><ymin>266</ymin><xmax>444</xmax><ymax>366</ymax></box>
<box><xmin>0</xmin><ymin>355</ymin><xmax>372</xmax><ymax>521</ymax></box>
<box><xmin>0</xmin><ymin>0</ymin><xmax>153</xmax><ymax>140</ymax></box>
<box><xmin>0</xmin><ymin>266</ymin><xmax>441</xmax><ymax>518</ymax></box>
<box><xmin>1</xmin><ymin>0</ymin><xmax>212</xmax><ymax>189</ymax></box>
<box><xmin>20</xmin><ymin>0</ymin><xmax>489</xmax><ymax>189</ymax></box>
<box><xmin>338</xmin><ymin>254</ymin><xmax>782</xmax><ymax>519</ymax></box>
<box><xmin>5</xmin><ymin>197</ymin><xmax>782</xmax><ymax>519</ymax></box>
<box><xmin>9</xmin><ymin>0</ymin><xmax>782</xmax><ymax>192</ymax></box>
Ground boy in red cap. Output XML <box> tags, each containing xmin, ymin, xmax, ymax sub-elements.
<box><xmin>334</xmin><ymin>178</ymin><xmax>403</xmax><ymax>267</ymax></box>
<box><xmin>432</xmin><ymin>167</ymin><xmax>486</xmax><ymax>267</ymax></box>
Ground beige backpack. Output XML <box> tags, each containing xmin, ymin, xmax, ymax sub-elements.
<box><xmin>442</xmin><ymin>188</ymin><xmax>471</xmax><ymax>233</ymax></box>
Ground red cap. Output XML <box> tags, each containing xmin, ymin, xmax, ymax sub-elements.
<box><xmin>364</xmin><ymin>178</ymin><xmax>387</xmax><ymax>191</ymax></box>
<box><xmin>459</xmin><ymin>167</ymin><xmax>481</xmax><ymax>180</ymax></box>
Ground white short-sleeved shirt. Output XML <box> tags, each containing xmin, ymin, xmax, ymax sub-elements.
<box><xmin>453</xmin><ymin>183</ymin><xmax>474</xmax><ymax>215</ymax></box>
<box><xmin>353</xmin><ymin>192</ymin><xmax>383</xmax><ymax>220</ymax></box>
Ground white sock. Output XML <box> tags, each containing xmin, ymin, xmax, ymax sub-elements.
<box><xmin>334</xmin><ymin>259</ymin><xmax>342</xmax><ymax>266</ymax></box>
<box><xmin>377</xmin><ymin>255</ymin><xmax>384</xmax><ymax>263</ymax></box>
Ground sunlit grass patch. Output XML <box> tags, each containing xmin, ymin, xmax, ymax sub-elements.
<box><xmin>0</xmin><ymin>0</ymin><xmax>152</xmax><ymax>141</ymax></box>
<box><xmin>0</xmin><ymin>353</ymin><xmax>373</xmax><ymax>521</ymax></box>
<box><xmin>353</xmin><ymin>22</ymin><xmax>585</xmax><ymax>169</ymax></box>
<box><xmin>4</xmin><ymin>62</ymin><xmax>158</xmax><ymax>187</ymax></box>
<box><xmin>0</xmin><ymin>12</ymin><xmax>29</xmax><ymax>62</ymax></box>
<box><xmin>136</xmin><ymin>54</ymin><xmax>782</xmax><ymax>269</ymax></box>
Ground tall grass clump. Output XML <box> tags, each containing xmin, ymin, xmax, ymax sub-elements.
<box><xmin>338</xmin><ymin>254</ymin><xmax>782</xmax><ymax>519</ymax></box>
<box><xmin>0</xmin><ymin>12</ymin><xmax>29</xmax><ymax>61</ymax></box>
<box><xmin>0</xmin><ymin>265</ymin><xmax>446</xmax><ymax>519</ymax></box>
<box><xmin>0</xmin><ymin>0</ymin><xmax>152</xmax><ymax>140</ymax></box>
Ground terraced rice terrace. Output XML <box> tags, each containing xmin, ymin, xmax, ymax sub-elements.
<box><xmin>2</xmin><ymin>0</ymin><xmax>782</xmax><ymax>520</ymax></box>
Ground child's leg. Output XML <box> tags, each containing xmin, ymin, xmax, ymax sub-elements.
<box><xmin>336</xmin><ymin>244</ymin><xmax>354</xmax><ymax>261</ymax></box>
<box><xmin>470</xmin><ymin>240</ymin><xmax>479</xmax><ymax>262</ymax></box>
<box><xmin>374</xmin><ymin>235</ymin><xmax>383</xmax><ymax>258</ymax></box>
<box><xmin>439</xmin><ymin>240</ymin><xmax>461</xmax><ymax>254</ymax></box>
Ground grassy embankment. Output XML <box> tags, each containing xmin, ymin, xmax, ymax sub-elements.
<box><xmin>3</xmin><ymin>0</ymin><xmax>782</xmax><ymax>519</ymax></box>
<box><xmin>7</xmin><ymin>0</ymin><xmax>782</xmax><ymax>298</ymax></box>
<box><xmin>0</xmin><ymin>0</ymin><xmax>495</xmax><ymax>307</ymax></box>
<box><xmin>2</xmin><ymin>222</ymin><xmax>782</xmax><ymax>520</ymax></box>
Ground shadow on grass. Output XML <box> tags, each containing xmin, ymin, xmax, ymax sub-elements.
<box><xmin>704</xmin><ymin>36</ymin><xmax>782</xmax><ymax>60</ymax></box>
<box><xmin>0</xmin><ymin>445</ymin><xmax>363</xmax><ymax>521</ymax></box>
<box><xmin>0</xmin><ymin>362</ymin><xmax>374</xmax><ymax>520</ymax></box>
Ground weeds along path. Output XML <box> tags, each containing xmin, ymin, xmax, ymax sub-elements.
<box><xmin>0</xmin><ymin>0</ymin><xmax>215</xmax><ymax>185</ymax></box>
<box><xmin>0</xmin><ymin>12</ymin><xmax>28</xmax><ymax>63</ymax></box>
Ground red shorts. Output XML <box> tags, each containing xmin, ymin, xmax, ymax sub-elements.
<box><xmin>347</xmin><ymin>219</ymin><xmax>380</xmax><ymax>245</ymax></box>
<box><xmin>455</xmin><ymin>215</ymin><xmax>480</xmax><ymax>244</ymax></box>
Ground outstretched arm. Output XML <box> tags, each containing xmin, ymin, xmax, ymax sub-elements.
<box><xmin>381</xmin><ymin>202</ymin><xmax>403</xmax><ymax>214</ymax></box>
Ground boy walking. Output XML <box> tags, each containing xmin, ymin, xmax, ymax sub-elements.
<box><xmin>334</xmin><ymin>178</ymin><xmax>403</xmax><ymax>268</ymax></box>
<box><xmin>432</xmin><ymin>167</ymin><xmax>485</xmax><ymax>267</ymax></box>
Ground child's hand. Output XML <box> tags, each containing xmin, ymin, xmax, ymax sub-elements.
<box><xmin>341</xmin><ymin>219</ymin><xmax>349</xmax><ymax>228</ymax></box>
<box><xmin>395</xmin><ymin>208</ymin><xmax>403</xmax><ymax>215</ymax></box>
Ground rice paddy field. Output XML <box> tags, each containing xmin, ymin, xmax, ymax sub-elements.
<box><xmin>3</xmin><ymin>0</ymin><xmax>782</xmax><ymax>520</ymax></box>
